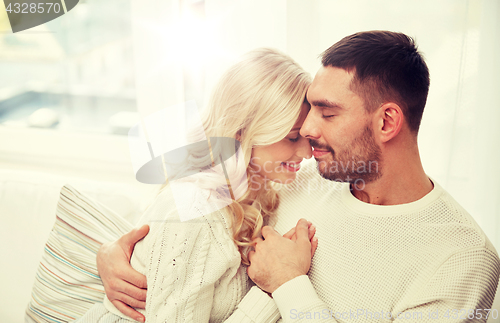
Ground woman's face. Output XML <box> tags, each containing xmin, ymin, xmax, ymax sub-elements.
<box><xmin>251</xmin><ymin>102</ymin><xmax>312</xmax><ymax>184</ymax></box>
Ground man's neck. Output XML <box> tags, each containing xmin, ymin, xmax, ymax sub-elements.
<box><xmin>350</xmin><ymin>151</ymin><xmax>433</xmax><ymax>206</ymax></box>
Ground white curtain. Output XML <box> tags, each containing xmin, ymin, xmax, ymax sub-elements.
<box><xmin>129</xmin><ymin>0</ymin><xmax>500</xmax><ymax>249</ymax></box>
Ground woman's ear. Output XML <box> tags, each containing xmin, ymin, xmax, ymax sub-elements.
<box><xmin>377</xmin><ymin>103</ymin><xmax>403</xmax><ymax>143</ymax></box>
<box><xmin>235</xmin><ymin>130</ymin><xmax>242</xmax><ymax>142</ymax></box>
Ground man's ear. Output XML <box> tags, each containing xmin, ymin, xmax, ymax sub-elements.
<box><xmin>376</xmin><ymin>103</ymin><xmax>403</xmax><ymax>143</ymax></box>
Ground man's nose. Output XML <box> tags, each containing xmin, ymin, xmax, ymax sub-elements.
<box><xmin>299</xmin><ymin>110</ymin><xmax>321</xmax><ymax>140</ymax></box>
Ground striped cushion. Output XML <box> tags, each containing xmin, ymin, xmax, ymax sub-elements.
<box><xmin>26</xmin><ymin>185</ymin><xmax>134</xmax><ymax>323</ymax></box>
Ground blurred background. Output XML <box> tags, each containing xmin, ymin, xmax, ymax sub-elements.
<box><xmin>0</xmin><ymin>0</ymin><xmax>498</xmax><ymax>289</ymax></box>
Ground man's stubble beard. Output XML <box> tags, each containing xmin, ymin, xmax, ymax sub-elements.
<box><xmin>311</xmin><ymin>126</ymin><xmax>382</xmax><ymax>184</ymax></box>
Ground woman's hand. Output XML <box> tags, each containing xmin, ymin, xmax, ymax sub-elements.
<box><xmin>247</xmin><ymin>219</ymin><xmax>317</xmax><ymax>293</ymax></box>
<box><xmin>97</xmin><ymin>225</ymin><xmax>149</xmax><ymax>323</ymax></box>
<box><xmin>283</xmin><ymin>220</ymin><xmax>319</xmax><ymax>258</ymax></box>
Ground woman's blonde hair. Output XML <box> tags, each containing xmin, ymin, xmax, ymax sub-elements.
<box><xmin>165</xmin><ymin>48</ymin><xmax>311</xmax><ymax>265</ymax></box>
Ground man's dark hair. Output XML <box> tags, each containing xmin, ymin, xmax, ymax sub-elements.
<box><xmin>321</xmin><ymin>30</ymin><xmax>430</xmax><ymax>134</ymax></box>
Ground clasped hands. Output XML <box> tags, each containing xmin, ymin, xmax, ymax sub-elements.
<box><xmin>96</xmin><ymin>219</ymin><xmax>318</xmax><ymax>322</ymax></box>
<box><xmin>247</xmin><ymin>218</ymin><xmax>318</xmax><ymax>294</ymax></box>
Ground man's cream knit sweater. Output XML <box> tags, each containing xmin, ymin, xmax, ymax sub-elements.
<box><xmin>230</xmin><ymin>159</ymin><xmax>500</xmax><ymax>323</ymax></box>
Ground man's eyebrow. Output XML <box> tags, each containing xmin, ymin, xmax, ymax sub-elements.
<box><xmin>310</xmin><ymin>99</ymin><xmax>344</xmax><ymax>109</ymax></box>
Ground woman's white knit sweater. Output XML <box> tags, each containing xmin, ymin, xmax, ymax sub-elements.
<box><xmin>102</xmin><ymin>182</ymin><xmax>255</xmax><ymax>322</ymax></box>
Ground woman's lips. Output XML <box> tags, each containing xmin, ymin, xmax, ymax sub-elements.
<box><xmin>312</xmin><ymin>148</ymin><xmax>330</xmax><ymax>158</ymax></box>
<box><xmin>281</xmin><ymin>162</ymin><xmax>301</xmax><ymax>172</ymax></box>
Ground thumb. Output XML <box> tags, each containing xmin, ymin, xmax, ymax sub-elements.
<box><xmin>122</xmin><ymin>224</ymin><xmax>150</xmax><ymax>254</ymax></box>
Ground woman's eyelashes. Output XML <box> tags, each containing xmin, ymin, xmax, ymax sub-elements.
<box><xmin>322</xmin><ymin>114</ymin><xmax>335</xmax><ymax>119</ymax></box>
<box><xmin>288</xmin><ymin>136</ymin><xmax>300</xmax><ymax>142</ymax></box>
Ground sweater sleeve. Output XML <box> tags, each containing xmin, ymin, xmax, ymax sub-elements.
<box><xmin>223</xmin><ymin>286</ymin><xmax>281</xmax><ymax>322</ymax></box>
<box><xmin>143</xmin><ymin>216</ymin><xmax>233</xmax><ymax>322</ymax></box>
<box><xmin>270</xmin><ymin>247</ymin><xmax>500</xmax><ymax>323</ymax></box>
<box><xmin>272</xmin><ymin>275</ymin><xmax>335</xmax><ymax>323</ymax></box>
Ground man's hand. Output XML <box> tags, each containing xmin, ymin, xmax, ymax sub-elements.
<box><xmin>97</xmin><ymin>224</ymin><xmax>149</xmax><ymax>323</ymax></box>
<box><xmin>283</xmin><ymin>220</ymin><xmax>318</xmax><ymax>257</ymax></box>
<box><xmin>247</xmin><ymin>218</ymin><xmax>318</xmax><ymax>294</ymax></box>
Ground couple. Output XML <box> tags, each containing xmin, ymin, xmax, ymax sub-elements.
<box><xmin>81</xmin><ymin>31</ymin><xmax>500</xmax><ymax>322</ymax></box>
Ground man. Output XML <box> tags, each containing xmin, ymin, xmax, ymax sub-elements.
<box><xmin>98</xmin><ymin>31</ymin><xmax>500</xmax><ymax>322</ymax></box>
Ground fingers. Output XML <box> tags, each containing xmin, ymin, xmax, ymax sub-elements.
<box><xmin>311</xmin><ymin>237</ymin><xmax>318</xmax><ymax>258</ymax></box>
<box><xmin>113</xmin><ymin>278</ymin><xmax>147</xmax><ymax>302</ymax></box>
<box><xmin>283</xmin><ymin>227</ymin><xmax>296</xmax><ymax>239</ymax></box>
<box><xmin>122</xmin><ymin>268</ymin><xmax>148</xmax><ymax>290</ymax></box>
<box><xmin>111</xmin><ymin>299</ymin><xmax>145</xmax><ymax>323</ymax></box>
<box><xmin>308</xmin><ymin>224</ymin><xmax>316</xmax><ymax>241</ymax></box>
<box><xmin>309</xmin><ymin>221</ymin><xmax>317</xmax><ymax>257</ymax></box>
<box><xmin>110</xmin><ymin>291</ymin><xmax>146</xmax><ymax>309</ymax></box>
<box><xmin>278</xmin><ymin>222</ymin><xmax>315</xmax><ymax>242</ymax></box>
<box><xmin>292</xmin><ymin>223</ymin><xmax>315</xmax><ymax>242</ymax></box>
<box><xmin>295</xmin><ymin>218</ymin><xmax>310</xmax><ymax>242</ymax></box>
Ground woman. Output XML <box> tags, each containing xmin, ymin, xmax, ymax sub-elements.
<box><xmin>77</xmin><ymin>48</ymin><xmax>315</xmax><ymax>322</ymax></box>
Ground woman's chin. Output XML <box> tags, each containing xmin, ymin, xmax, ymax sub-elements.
<box><xmin>268</xmin><ymin>173</ymin><xmax>298</xmax><ymax>185</ymax></box>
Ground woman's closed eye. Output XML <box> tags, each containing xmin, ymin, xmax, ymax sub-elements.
<box><xmin>288</xmin><ymin>136</ymin><xmax>300</xmax><ymax>142</ymax></box>
<box><xmin>322</xmin><ymin>114</ymin><xmax>335</xmax><ymax>119</ymax></box>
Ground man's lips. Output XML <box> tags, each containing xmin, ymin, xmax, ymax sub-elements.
<box><xmin>312</xmin><ymin>148</ymin><xmax>330</xmax><ymax>158</ymax></box>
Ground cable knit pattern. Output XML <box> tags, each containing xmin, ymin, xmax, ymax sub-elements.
<box><xmin>77</xmin><ymin>182</ymin><xmax>254</xmax><ymax>323</ymax></box>
<box><xmin>234</xmin><ymin>159</ymin><xmax>500</xmax><ymax>323</ymax></box>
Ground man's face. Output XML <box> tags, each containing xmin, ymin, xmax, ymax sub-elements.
<box><xmin>300</xmin><ymin>66</ymin><xmax>382</xmax><ymax>185</ymax></box>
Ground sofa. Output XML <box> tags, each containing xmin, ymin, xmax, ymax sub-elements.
<box><xmin>0</xmin><ymin>168</ymin><xmax>158</xmax><ymax>323</ymax></box>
